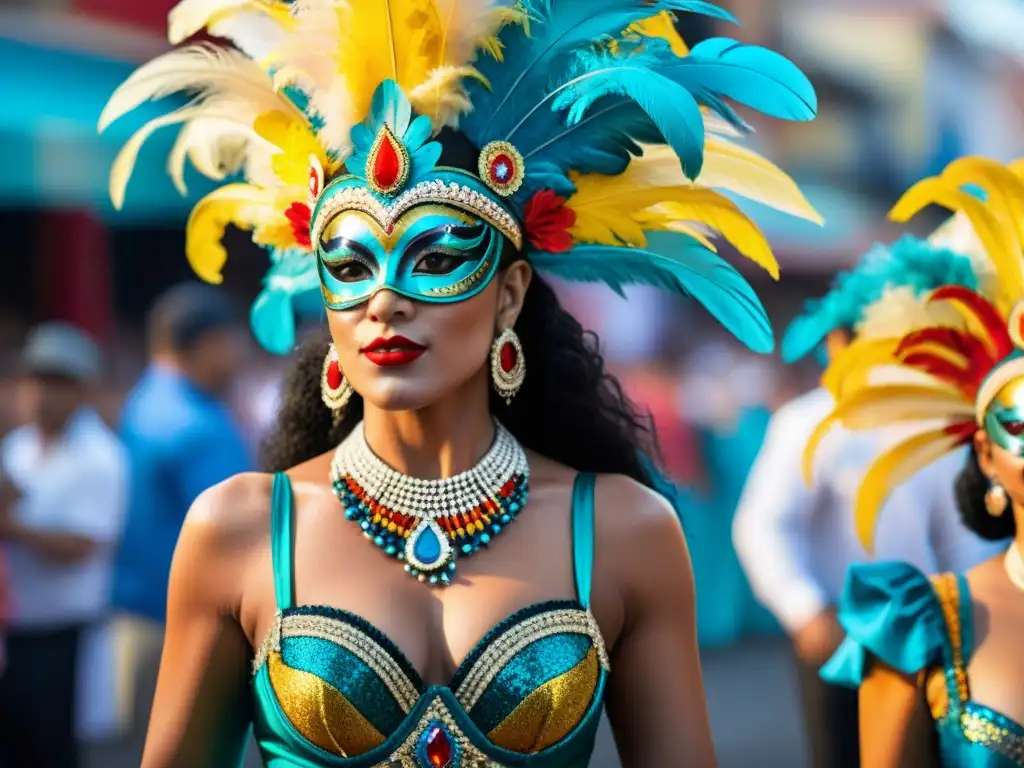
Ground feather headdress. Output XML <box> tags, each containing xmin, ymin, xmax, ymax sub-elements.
<box><xmin>101</xmin><ymin>0</ymin><xmax>819</xmax><ymax>354</ymax></box>
<box><xmin>803</xmin><ymin>156</ymin><xmax>1024</xmax><ymax>550</ymax></box>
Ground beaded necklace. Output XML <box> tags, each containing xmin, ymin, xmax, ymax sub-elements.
<box><xmin>330</xmin><ymin>420</ymin><xmax>530</xmax><ymax>586</ymax></box>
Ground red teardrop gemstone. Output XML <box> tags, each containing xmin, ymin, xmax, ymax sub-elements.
<box><xmin>372</xmin><ymin>129</ymin><xmax>402</xmax><ymax>191</ymax></box>
<box><xmin>424</xmin><ymin>725</ymin><xmax>452</xmax><ymax>767</ymax></box>
<box><xmin>489</xmin><ymin>153</ymin><xmax>515</xmax><ymax>185</ymax></box>
<box><xmin>326</xmin><ymin>360</ymin><xmax>343</xmax><ymax>390</ymax></box>
<box><xmin>499</xmin><ymin>341</ymin><xmax>518</xmax><ymax>373</ymax></box>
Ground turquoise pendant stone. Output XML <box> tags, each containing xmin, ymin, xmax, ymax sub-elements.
<box><xmin>413</xmin><ymin>524</ymin><xmax>442</xmax><ymax>564</ymax></box>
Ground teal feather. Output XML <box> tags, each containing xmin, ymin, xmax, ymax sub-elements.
<box><xmin>780</xmin><ymin>235</ymin><xmax>980</xmax><ymax>363</ymax></box>
<box><xmin>661</xmin><ymin>38</ymin><xmax>817</xmax><ymax>121</ymax></box>
<box><xmin>531</xmin><ymin>232</ymin><xmax>773</xmax><ymax>353</ymax></box>
<box><xmin>461</xmin><ymin>0</ymin><xmax>736</xmax><ymax>144</ymax></box>
<box><xmin>250</xmin><ymin>248</ymin><xmax>323</xmax><ymax>355</ymax></box>
<box><xmin>549</xmin><ymin>47</ymin><xmax>705</xmax><ymax>178</ymax></box>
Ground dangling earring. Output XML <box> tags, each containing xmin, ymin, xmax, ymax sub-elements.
<box><xmin>985</xmin><ymin>477</ymin><xmax>1008</xmax><ymax>517</ymax></box>
<box><xmin>490</xmin><ymin>327</ymin><xmax>526</xmax><ymax>405</ymax></box>
<box><xmin>321</xmin><ymin>343</ymin><xmax>353</xmax><ymax>423</ymax></box>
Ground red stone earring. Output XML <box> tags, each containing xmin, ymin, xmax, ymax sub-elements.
<box><xmin>321</xmin><ymin>343</ymin><xmax>353</xmax><ymax>422</ymax></box>
<box><xmin>490</xmin><ymin>328</ymin><xmax>525</xmax><ymax>405</ymax></box>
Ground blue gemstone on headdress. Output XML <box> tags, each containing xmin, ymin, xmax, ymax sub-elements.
<box><xmin>413</xmin><ymin>525</ymin><xmax>442</xmax><ymax>564</ymax></box>
<box><xmin>495</xmin><ymin>163</ymin><xmax>509</xmax><ymax>180</ymax></box>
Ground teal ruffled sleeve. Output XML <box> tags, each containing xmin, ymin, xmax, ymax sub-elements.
<box><xmin>821</xmin><ymin>561</ymin><xmax>946</xmax><ymax>687</ymax></box>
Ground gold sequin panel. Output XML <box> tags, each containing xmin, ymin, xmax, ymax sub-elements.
<box><xmin>457</xmin><ymin>608</ymin><xmax>609</xmax><ymax>754</ymax></box>
<box><xmin>256</xmin><ymin>611</ymin><xmax>422</xmax><ymax>758</ymax></box>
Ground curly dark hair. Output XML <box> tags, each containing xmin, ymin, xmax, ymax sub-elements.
<box><xmin>954</xmin><ymin>444</ymin><xmax>1016</xmax><ymax>541</ymax></box>
<box><xmin>260</xmin><ymin>274</ymin><xmax>661</xmax><ymax>488</ymax></box>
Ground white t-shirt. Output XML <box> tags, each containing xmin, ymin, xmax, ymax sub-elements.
<box><xmin>1</xmin><ymin>409</ymin><xmax>127</xmax><ymax>630</ymax></box>
<box><xmin>732</xmin><ymin>388</ymin><xmax>1005</xmax><ymax>632</ymax></box>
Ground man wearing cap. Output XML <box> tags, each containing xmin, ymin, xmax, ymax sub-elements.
<box><xmin>0</xmin><ymin>322</ymin><xmax>127</xmax><ymax>767</ymax></box>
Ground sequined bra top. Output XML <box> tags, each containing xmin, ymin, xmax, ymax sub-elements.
<box><xmin>251</xmin><ymin>472</ymin><xmax>610</xmax><ymax>768</ymax></box>
<box><xmin>822</xmin><ymin>561</ymin><xmax>1024</xmax><ymax>767</ymax></box>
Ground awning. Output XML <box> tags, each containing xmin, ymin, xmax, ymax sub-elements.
<box><xmin>0</xmin><ymin>35</ymin><xmax>214</xmax><ymax>224</ymax></box>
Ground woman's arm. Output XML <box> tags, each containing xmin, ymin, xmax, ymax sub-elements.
<box><xmin>142</xmin><ymin>475</ymin><xmax>264</xmax><ymax>768</ymax></box>
<box><xmin>859</xmin><ymin>658</ymin><xmax>939</xmax><ymax>768</ymax></box>
<box><xmin>601</xmin><ymin>476</ymin><xmax>716</xmax><ymax>768</ymax></box>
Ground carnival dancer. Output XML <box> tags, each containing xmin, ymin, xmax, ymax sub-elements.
<box><xmin>101</xmin><ymin>1</ymin><xmax>819</xmax><ymax>765</ymax></box>
<box><xmin>734</xmin><ymin>221</ymin><xmax>1005</xmax><ymax>768</ymax></box>
<box><xmin>810</xmin><ymin>157</ymin><xmax>1024</xmax><ymax>767</ymax></box>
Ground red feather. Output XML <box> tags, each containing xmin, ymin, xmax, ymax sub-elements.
<box><xmin>943</xmin><ymin>420</ymin><xmax>977</xmax><ymax>443</ymax></box>
<box><xmin>898</xmin><ymin>327</ymin><xmax>999</xmax><ymax>398</ymax></box>
<box><xmin>929</xmin><ymin>285</ymin><xmax>1013</xmax><ymax>359</ymax></box>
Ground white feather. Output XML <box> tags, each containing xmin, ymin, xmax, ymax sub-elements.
<box><xmin>209</xmin><ymin>12</ymin><xmax>288</xmax><ymax>60</ymax></box>
<box><xmin>855</xmin><ymin>285</ymin><xmax>967</xmax><ymax>342</ymax></box>
<box><xmin>168</xmin><ymin>0</ymin><xmax>252</xmax><ymax>44</ymax></box>
<box><xmin>269</xmin><ymin>0</ymin><xmax>354</xmax><ymax>150</ymax></box>
<box><xmin>432</xmin><ymin>0</ymin><xmax>511</xmax><ymax>64</ymax></box>
<box><xmin>168</xmin><ymin>118</ymin><xmax>279</xmax><ymax>195</ymax></box>
<box><xmin>99</xmin><ymin>44</ymin><xmax>288</xmax><ymax>133</ymax></box>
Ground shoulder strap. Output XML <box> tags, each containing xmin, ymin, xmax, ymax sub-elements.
<box><xmin>929</xmin><ymin>572</ymin><xmax>971</xmax><ymax>711</ymax></box>
<box><xmin>570</xmin><ymin>472</ymin><xmax>597</xmax><ymax>610</ymax></box>
<box><xmin>270</xmin><ymin>472</ymin><xmax>295</xmax><ymax>611</ymax></box>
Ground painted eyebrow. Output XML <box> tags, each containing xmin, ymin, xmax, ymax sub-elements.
<box><xmin>405</xmin><ymin>223</ymin><xmax>487</xmax><ymax>254</ymax></box>
<box><xmin>319</xmin><ymin>236</ymin><xmax>377</xmax><ymax>262</ymax></box>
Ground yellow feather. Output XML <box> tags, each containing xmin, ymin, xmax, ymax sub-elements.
<box><xmin>628</xmin><ymin>11</ymin><xmax>689</xmax><ymax>57</ymax></box>
<box><xmin>942</xmin><ymin>157</ymin><xmax>1024</xmax><ymax>251</ymax></box>
<box><xmin>274</xmin><ymin>0</ymin><xmax>517</xmax><ymax>145</ymax></box>
<box><xmin>890</xmin><ymin>165</ymin><xmax>1024</xmax><ymax>311</ymax></box>
<box><xmin>657</xmin><ymin>193</ymin><xmax>779</xmax><ymax>278</ymax></box>
<box><xmin>185</xmin><ymin>184</ymin><xmax>286</xmax><ymax>283</ymax></box>
<box><xmin>820</xmin><ymin>337</ymin><xmax>902</xmax><ymax>400</ymax></box>
<box><xmin>856</xmin><ymin>429</ymin><xmax>965</xmax><ymax>552</ymax></box>
<box><xmin>253</xmin><ymin>110</ymin><xmax>332</xmax><ymax>186</ymax></box>
<box><xmin>800</xmin><ymin>382</ymin><xmax>969</xmax><ymax>486</ymax></box>
<box><xmin>700</xmin><ymin>135</ymin><xmax>823</xmax><ymax>224</ymax></box>
<box><xmin>566</xmin><ymin>157</ymin><xmax>780</xmax><ymax>277</ymax></box>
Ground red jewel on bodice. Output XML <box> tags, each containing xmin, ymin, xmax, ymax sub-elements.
<box><xmin>325</xmin><ymin>359</ymin><xmax>343</xmax><ymax>390</ymax></box>
<box><xmin>500</xmin><ymin>341</ymin><xmax>518</xmax><ymax>373</ymax></box>
<box><xmin>424</xmin><ymin>725</ymin><xmax>452</xmax><ymax>767</ymax></box>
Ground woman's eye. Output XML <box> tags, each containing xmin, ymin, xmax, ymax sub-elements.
<box><xmin>413</xmin><ymin>253</ymin><xmax>466</xmax><ymax>275</ymax></box>
<box><xmin>326</xmin><ymin>261</ymin><xmax>372</xmax><ymax>283</ymax></box>
<box><xmin>1001</xmin><ymin>420</ymin><xmax>1024</xmax><ymax>436</ymax></box>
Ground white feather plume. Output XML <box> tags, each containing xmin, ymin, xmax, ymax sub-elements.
<box><xmin>168</xmin><ymin>118</ymin><xmax>279</xmax><ymax>195</ymax></box>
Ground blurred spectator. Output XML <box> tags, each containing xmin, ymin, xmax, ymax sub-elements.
<box><xmin>732</xmin><ymin>331</ymin><xmax>1005</xmax><ymax>768</ymax></box>
<box><xmin>0</xmin><ymin>322</ymin><xmax>127</xmax><ymax>768</ymax></box>
<box><xmin>110</xmin><ymin>283</ymin><xmax>252</xmax><ymax>759</ymax></box>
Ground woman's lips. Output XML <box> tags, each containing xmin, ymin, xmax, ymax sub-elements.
<box><xmin>360</xmin><ymin>336</ymin><xmax>426</xmax><ymax>367</ymax></box>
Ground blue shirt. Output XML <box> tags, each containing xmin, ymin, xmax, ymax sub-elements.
<box><xmin>111</xmin><ymin>366</ymin><xmax>253</xmax><ymax>621</ymax></box>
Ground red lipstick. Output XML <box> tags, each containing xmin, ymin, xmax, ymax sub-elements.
<box><xmin>360</xmin><ymin>336</ymin><xmax>426</xmax><ymax>367</ymax></box>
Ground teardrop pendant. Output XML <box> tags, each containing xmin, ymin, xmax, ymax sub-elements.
<box><xmin>406</xmin><ymin>520</ymin><xmax>452</xmax><ymax>575</ymax></box>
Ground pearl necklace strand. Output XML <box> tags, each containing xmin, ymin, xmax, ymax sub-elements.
<box><xmin>330</xmin><ymin>420</ymin><xmax>528</xmax><ymax>519</ymax></box>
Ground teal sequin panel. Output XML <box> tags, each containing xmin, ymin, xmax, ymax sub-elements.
<box><xmin>280</xmin><ymin>635</ymin><xmax>407</xmax><ymax>735</ymax></box>
<box><xmin>470</xmin><ymin>633</ymin><xmax>593</xmax><ymax>734</ymax></box>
